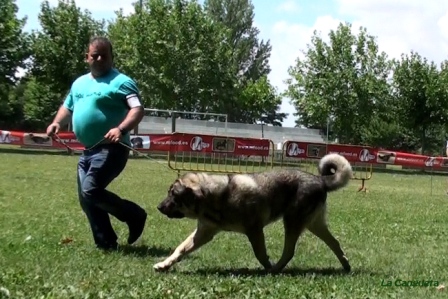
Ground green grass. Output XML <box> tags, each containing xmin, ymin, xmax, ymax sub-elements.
<box><xmin>0</xmin><ymin>147</ymin><xmax>447</xmax><ymax>299</ymax></box>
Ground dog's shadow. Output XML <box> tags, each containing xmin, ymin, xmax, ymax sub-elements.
<box><xmin>185</xmin><ymin>267</ymin><xmax>376</xmax><ymax>278</ymax></box>
<box><xmin>117</xmin><ymin>244</ymin><xmax>172</xmax><ymax>258</ymax></box>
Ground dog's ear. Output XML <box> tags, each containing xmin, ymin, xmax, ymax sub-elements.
<box><xmin>172</xmin><ymin>179</ymin><xmax>186</xmax><ymax>195</ymax></box>
<box><xmin>190</xmin><ymin>185</ymin><xmax>205</xmax><ymax>199</ymax></box>
<box><xmin>190</xmin><ymin>185</ymin><xmax>204</xmax><ymax>198</ymax></box>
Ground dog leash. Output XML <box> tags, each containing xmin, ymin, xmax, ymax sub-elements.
<box><xmin>51</xmin><ymin>133</ymin><xmax>175</xmax><ymax>172</ymax></box>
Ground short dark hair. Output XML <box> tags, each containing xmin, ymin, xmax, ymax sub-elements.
<box><xmin>88</xmin><ymin>36</ymin><xmax>113</xmax><ymax>55</ymax></box>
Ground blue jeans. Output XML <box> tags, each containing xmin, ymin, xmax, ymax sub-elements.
<box><xmin>77</xmin><ymin>143</ymin><xmax>143</xmax><ymax>248</ymax></box>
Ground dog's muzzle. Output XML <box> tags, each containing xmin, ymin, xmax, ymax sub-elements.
<box><xmin>157</xmin><ymin>202</ymin><xmax>185</xmax><ymax>219</ymax></box>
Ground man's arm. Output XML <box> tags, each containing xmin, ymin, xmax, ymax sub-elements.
<box><xmin>117</xmin><ymin>79</ymin><xmax>144</xmax><ymax>133</ymax></box>
<box><xmin>49</xmin><ymin>90</ymin><xmax>74</xmax><ymax>130</ymax></box>
<box><xmin>118</xmin><ymin>106</ymin><xmax>144</xmax><ymax>134</ymax></box>
<box><xmin>52</xmin><ymin>105</ymin><xmax>72</xmax><ymax>127</ymax></box>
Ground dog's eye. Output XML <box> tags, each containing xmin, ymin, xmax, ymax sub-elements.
<box><xmin>172</xmin><ymin>195</ymin><xmax>183</xmax><ymax>205</ymax></box>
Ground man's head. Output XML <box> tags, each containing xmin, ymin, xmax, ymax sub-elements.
<box><xmin>86</xmin><ymin>36</ymin><xmax>114</xmax><ymax>77</ymax></box>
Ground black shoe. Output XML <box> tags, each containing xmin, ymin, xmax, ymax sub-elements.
<box><xmin>127</xmin><ymin>209</ymin><xmax>147</xmax><ymax>244</ymax></box>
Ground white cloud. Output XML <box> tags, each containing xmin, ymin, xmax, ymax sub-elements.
<box><xmin>336</xmin><ymin>0</ymin><xmax>448</xmax><ymax>64</ymax></box>
<box><xmin>269</xmin><ymin>15</ymin><xmax>342</xmax><ymax>90</ymax></box>
<box><xmin>268</xmin><ymin>15</ymin><xmax>343</xmax><ymax>126</ymax></box>
<box><xmin>47</xmin><ymin>0</ymin><xmax>136</xmax><ymax>15</ymax></box>
<box><xmin>438</xmin><ymin>11</ymin><xmax>448</xmax><ymax>39</ymax></box>
<box><xmin>266</xmin><ymin>0</ymin><xmax>448</xmax><ymax>126</ymax></box>
<box><xmin>276</xmin><ymin>0</ymin><xmax>300</xmax><ymax>13</ymax></box>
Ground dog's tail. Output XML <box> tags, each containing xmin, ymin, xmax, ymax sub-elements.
<box><xmin>318</xmin><ymin>153</ymin><xmax>353</xmax><ymax>192</ymax></box>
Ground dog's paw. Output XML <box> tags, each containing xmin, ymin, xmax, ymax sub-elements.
<box><xmin>341</xmin><ymin>256</ymin><xmax>351</xmax><ymax>273</ymax></box>
<box><xmin>153</xmin><ymin>262</ymin><xmax>171</xmax><ymax>272</ymax></box>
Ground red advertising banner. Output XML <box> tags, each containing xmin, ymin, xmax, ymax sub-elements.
<box><xmin>3</xmin><ymin>129</ymin><xmax>447</xmax><ymax>169</ymax></box>
<box><xmin>284</xmin><ymin>140</ymin><xmax>448</xmax><ymax>169</ymax></box>
<box><xmin>0</xmin><ymin>130</ymin><xmax>271</xmax><ymax>156</ymax></box>
<box><xmin>167</xmin><ymin>133</ymin><xmax>270</xmax><ymax>155</ymax></box>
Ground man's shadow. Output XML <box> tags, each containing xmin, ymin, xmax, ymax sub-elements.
<box><xmin>183</xmin><ymin>266</ymin><xmax>378</xmax><ymax>278</ymax></box>
<box><xmin>117</xmin><ymin>244</ymin><xmax>173</xmax><ymax>258</ymax></box>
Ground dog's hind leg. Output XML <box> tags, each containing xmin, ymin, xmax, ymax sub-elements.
<box><xmin>153</xmin><ymin>224</ymin><xmax>218</xmax><ymax>272</ymax></box>
<box><xmin>306</xmin><ymin>211</ymin><xmax>351</xmax><ymax>272</ymax></box>
<box><xmin>269</xmin><ymin>216</ymin><xmax>306</xmax><ymax>274</ymax></box>
<box><xmin>245</xmin><ymin>228</ymin><xmax>273</xmax><ymax>270</ymax></box>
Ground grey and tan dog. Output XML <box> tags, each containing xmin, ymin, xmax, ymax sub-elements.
<box><xmin>155</xmin><ymin>153</ymin><xmax>353</xmax><ymax>273</ymax></box>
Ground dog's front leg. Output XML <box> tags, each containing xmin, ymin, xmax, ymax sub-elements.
<box><xmin>246</xmin><ymin>228</ymin><xmax>273</xmax><ymax>270</ymax></box>
<box><xmin>153</xmin><ymin>224</ymin><xmax>217</xmax><ymax>272</ymax></box>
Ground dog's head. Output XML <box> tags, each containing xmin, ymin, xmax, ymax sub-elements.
<box><xmin>131</xmin><ymin>137</ymin><xmax>144</xmax><ymax>148</ymax></box>
<box><xmin>29</xmin><ymin>134</ymin><xmax>50</xmax><ymax>144</ymax></box>
<box><xmin>157</xmin><ymin>174</ymin><xmax>206</xmax><ymax>219</ymax></box>
<box><xmin>378</xmin><ymin>151</ymin><xmax>395</xmax><ymax>162</ymax></box>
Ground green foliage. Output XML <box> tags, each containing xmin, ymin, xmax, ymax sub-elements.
<box><xmin>239</xmin><ymin>75</ymin><xmax>286</xmax><ymax>125</ymax></box>
<box><xmin>21</xmin><ymin>76</ymin><xmax>62</xmax><ymax>130</ymax></box>
<box><xmin>29</xmin><ymin>0</ymin><xmax>106</xmax><ymax>94</ymax></box>
<box><xmin>108</xmin><ymin>0</ymin><xmax>283</xmax><ymax>124</ymax></box>
<box><xmin>0</xmin><ymin>0</ymin><xmax>31</xmax><ymax>128</ymax></box>
<box><xmin>108</xmin><ymin>0</ymin><xmax>235</xmax><ymax>116</ymax></box>
<box><xmin>17</xmin><ymin>0</ymin><xmax>106</xmax><ymax>129</ymax></box>
<box><xmin>203</xmin><ymin>0</ymin><xmax>283</xmax><ymax>125</ymax></box>
<box><xmin>285</xmin><ymin>22</ymin><xmax>394</xmax><ymax>144</ymax></box>
<box><xmin>392</xmin><ymin>51</ymin><xmax>448</xmax><ymax>154</ymax></box>
<box><xmin>284</xmin><ymin>21</ymin><xmax>448</xmax><ymax>152</ymax></box>
<box><xmin>0</xmin><ymin>0</ymin><xmax>30</xmax><ymax>85</ymax></box>
<box><xmin>203</xmin><ymin>0</ymin><xmax>271</xmax><ymax>80</ymax></box>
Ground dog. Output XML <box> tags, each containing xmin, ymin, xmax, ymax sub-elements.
<box><xmin>377</xmin><ymin>151</ymin><xmax>396</xmax><ymax>163</ymax></box>
<box><xmin>215</xmin><ymin>140</ymin><xmax>227</xmax><ymax>151</ymax></box>
<box><xmin>154</xmin><ymin>153</ymin><xmax>353</xmax><ymax>273</ymax></box>
<box><xmin>131</xmin><ymin>137</ymin><xmax>144</xmax><ymax>149</ymax></box>
<box><xmin>28</xmin><ymin>133</ymin><xmax>50</xmax><ymax>144</ymax></box>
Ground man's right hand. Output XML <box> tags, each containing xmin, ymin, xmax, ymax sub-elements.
<box><xmin>46</xmin><ymin>122</ymin><xmax>61</xmax><ymax>136</ymax></box>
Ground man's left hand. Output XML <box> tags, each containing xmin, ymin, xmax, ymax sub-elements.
<box><xmin>104</xmin><ymin>127</ymin><xmax>122</xmax><ymax>143</ymax></box>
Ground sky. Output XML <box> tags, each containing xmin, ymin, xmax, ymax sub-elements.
<box><xmin>15</xmin><ymin>0</ymin><xmax>448</xmax><ymax>127</ymax></box>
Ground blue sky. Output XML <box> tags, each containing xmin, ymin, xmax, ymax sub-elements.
<box><xmin>15</xmin><ymin>0</ymin><xmax>448</xmax><ymax>127</ymax></box>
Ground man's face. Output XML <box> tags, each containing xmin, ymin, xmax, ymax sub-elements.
<box><xmin>86</xmin><ymin>42</ymin><xmax>113</xmax><ymax>77</ymax></box>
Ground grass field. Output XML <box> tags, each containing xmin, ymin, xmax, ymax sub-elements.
<box><xmin>1</xmin><ymin>147</ymin><xmax>447</xmax><ymax>299</ymax></box>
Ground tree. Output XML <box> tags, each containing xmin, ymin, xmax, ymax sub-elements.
<box><xmin>203</xmin><ymin>0</ymin><xmax>286</xmax><ymax>125</ymax></box>
<box><xmin>108</xmin><ymin>0</ymin><xmax>236</xmax><ymax>117</ymax></box>
<box><xmin>0</xmin><ymin>0</ymin><xmax>30</xmax><ymax>128</ymax></box>
<box><xmin>392</xmin><ymin>52</ymin><xmax>448</xmax><ymax>154</ymax></box>
<box><xmin>239</xmin><ymin>75</ymin><xmax>285</xmax><ymax>125</ymax></box>
<box><xmin>26</xmin><ymin>0</ymin><xmax>105</xmax><ymax>127</ymax></box>
<box><xmin>109</xmin><ymin>0</ymin><xmax>286</xmax><ymax>124</ymax></box>
<box><xmin>19</xmin><ymin>76</ymin><xmax>60</xmax><ymax>129</ymax></box>
<box><xmin>284</xmin><ymin>22</ymin><xmax>394</xmax><ymax>144</ymax></box>
<box><xmin>203</xmin><ymin>0</ymin><xmax>271</xmax><ymax>80</ymax></box>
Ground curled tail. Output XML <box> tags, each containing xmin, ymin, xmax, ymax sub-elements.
<box><xmin>318</xmin><ymin>153</ymin><xmax>353</xmax><ymax>192</ymax></box>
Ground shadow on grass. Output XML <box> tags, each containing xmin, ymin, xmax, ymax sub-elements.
<box><xmin>117</xmin><ymin>244</ymin><xmax>172</xmax><ymax>258</ymax></box>
<box><xmin>184</xmin><ymin>266</ymin><xmax>377</xmax><ymax>278</ymax></box>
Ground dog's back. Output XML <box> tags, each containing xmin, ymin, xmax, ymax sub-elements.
<box><xmin>214</xmin><ymin>154</ymin><xmax>352</xmax><ymax>229</ymax></box>
<box><xmin>216</xmin><ymin>170</ymin><xmax>322</xmax><ymax>228</ymax></box>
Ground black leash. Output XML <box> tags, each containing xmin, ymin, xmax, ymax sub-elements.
<box><xmin>51</xmin><ymin>133</ymin><xmax>175</xmax><ymax>172</ymax></box>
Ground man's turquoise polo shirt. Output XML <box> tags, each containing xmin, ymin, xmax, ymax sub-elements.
<box><xmin>63</xmin><ymin>68</ymin><xmax>139</xmax><ymax>148</ymax></box>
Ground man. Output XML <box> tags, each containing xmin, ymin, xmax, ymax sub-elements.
<box><xmin>46</xmin><ymin>36</ymin><xmax>147</xmax><ymax>250</ymax></box>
